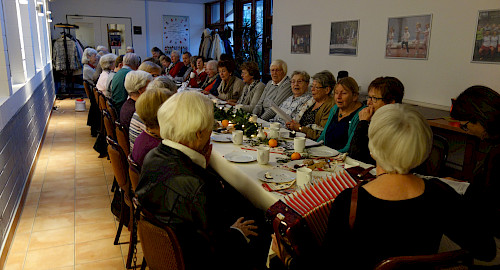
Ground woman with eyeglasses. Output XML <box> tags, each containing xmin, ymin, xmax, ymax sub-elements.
<box><xmin>286</xmin><ymin>71</ymin><xmax>336</xmax><ymax>140</ymax></box>
<box><xmin>349</xmin><ymin>77</ymin><xmax>405</xmax><ymax>164</ymax></box>
<box><xmin>316</xmin><ymin>77</ymin><xmax>365</xmax><ymax>152</ymax></box>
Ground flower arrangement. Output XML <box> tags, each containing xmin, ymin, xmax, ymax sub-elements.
<box><xmin>214</xmin><ymin>104</ymin><xmax>258</xmax><ymax>137</ymax></box>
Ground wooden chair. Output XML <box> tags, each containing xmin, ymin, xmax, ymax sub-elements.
<box><xmin>84</xmin><ymin>80</ymin><xmax>100</xmax><ymax>136</ymax></box>
<box><xmin>107</xmin><ymin>136</ymin><xmax>136</xmax><ymax>269</ymax></box>
<box><xmin>115</xmin><ymin>121</ymin><xmax>130</xmax><ymax>156</ymax></box>
<box><xmin>97</xmin><ymin>90</ymin><xmax>107</xmax><ymax>112</ymax></box>
<box><xmin>128</xmin><ymin>154</ymin><xmax>141</xmax><ymax>192</ymax></box>
<box><xmin>138</xmin><ymin>214</ymin><xmax>185</xmax><ymax>270</ymax></box>
<box><xmin>83</xmin><ymin>80</ymin><xmax>92</xmax><ymax>99</ymax></box>
<box><xmin>374</xmin><ymin>249</ymin><xmax>472</xmax><ymax>270</ymax></box>
<box><xmin>107</xmin><ymin>100</ymin><xmax>119</xmax><ymax>123</ymax></box>
<box><xmin>102</xmin><ymin>110</ymin><xmax>116</xmax><ymax>141</ymax></box>
<box><xmin>414</xmin><ymin>134</ymin><xmax>449</xmax><ymax>177</ymax></box>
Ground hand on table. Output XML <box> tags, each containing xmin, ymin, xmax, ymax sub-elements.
<box><xmin>231</xmin><ymin>217</ymin><xmax>258</xmax><ymax>238</ymax></box>
<box><xmin>201</xmin><ymin>90</ymin><xmax>210</xmax><ymax>95</ymax></box>
<box><xmin>286</xmin><ymin>120</ymin><xmax>300</xmax><ymax>131</ymax></box>
<box><xmin>359</xmin><ymin>106</ymin><xmax>375</xmax><ymax>121</ymax></box>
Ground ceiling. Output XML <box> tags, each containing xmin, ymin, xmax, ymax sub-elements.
<box><xmin>138</xmin><ymin>0</ymin><xmax>214</xmax><ymax>3</ymax></box>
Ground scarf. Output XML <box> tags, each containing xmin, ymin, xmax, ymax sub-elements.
<box><xmin>219</xmin><ymin>76</ymin><xmax>236</xmax><ymax>94</ymax></box>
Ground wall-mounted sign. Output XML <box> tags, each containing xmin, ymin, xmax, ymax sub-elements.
<box><xmin>162</xmin><ymin>15</ymin><xmax>190</xmax><ymax>55</ymax></box>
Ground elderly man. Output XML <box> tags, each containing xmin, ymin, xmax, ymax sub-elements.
<box><xmin>126</xmin><ymin>46</ymin><xmax>134</xmax><ymax>53</ymax></box>
<box><xmin>111</xmin><ymin>53</ymin><xmax>140</xmax><ymax>114</ymax></box>
<box><xmin>168</xmin><ymin>50</ymin><xmax>184</xmax><ymax>78</ymax></box>
<box><xmin>252</xmin><ymin>59</ymin><xmax>292</xmax><ymax>121</ymax></box>
<box><xmin>174</xmin><ymin>51</ymin><xmax>192</xmax><ymax>82</ymax></box>
<box><xmin>119</xmin><ymin>70</ymin><xmax>153</xmax><ymax>130</ymax></box>
<box><xmin>136</xmin><ymin>91</ymin><xmax>267</xmax><ymax>269</ymax></box>
<box><xmin>349</xmin><ymin>76</ymin><xmax>405</xmax><ymax>164</ymax></box>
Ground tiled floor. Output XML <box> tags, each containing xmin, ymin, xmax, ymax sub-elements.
<box><xmin>4</xmin><ymin>98</ymin><xmax>143</xmax><ymax>270</ymax></box>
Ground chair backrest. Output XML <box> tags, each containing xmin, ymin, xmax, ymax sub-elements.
<box><xmin>138</xmin><ymin>216</ymin><xmax>185</xmax><ymax>270</ymax></box>
<box><xmin>83</xmin><ymin>80</ymin><xmax>92</xmax><ymax>99</ymax></box>
<box><xmin>413</xmin><ymin>134</ymin><xmax>449</xmax><ymax>177</ymax></box>
<box><xmin>98</xmin><ymin>91</ymin><xmax>107</xmax><ymax>111</ymax></box>
<box><xmin>128</xmin><ymin>154</ymin><xmax>141</xmax><ymax>191</ymax></box>
<box><xmin>106</xmin><ymin>136</ymin><xmax>130</xmax><ymax>191</ymax></box>
<box><xmin>374</xmin><ymin>249</ymin><xmax>472</xmax><ymax>270</ymax></box>
<box><xmin>103</xmin><ymin>110</ymin><xmax>116</xmax><ymax>140</ymax></box>
<box><xmin>485</xmin><ymin>144</ymin><xmax>500</xmax><ymax>187</ymax></box>
<box><xmin>106</xmin><ymin>100</ymin><xmax>118</xmax><ymax>123</ymax></box>
<box><xmin>115</xmin><ymin>121</ymin><xmax>130</xmax><ymax>156</ymax></box>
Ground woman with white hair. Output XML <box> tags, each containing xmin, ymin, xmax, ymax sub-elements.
<box><xmin>96</xmin><ymin>53</ymin><xmax>118</xmax><ymax>97</ymax></box>
<box><xmin>272</xmin><ymin>104</ymin><xmax>495</xmax><ymax>269</ymax></box>
<box><xmin>119</xmin><ymin>70</ymin><xmax>153</xmax><ymax>130</ymax></box>
<box><xmin>168</xmin><ymin>50</ymin><xmax>184</xmax><ymax>78</ymax></box>
<box><xmin>82</xmin><ymin>48</ymin><xmax>98</xmax><ymax>83</ymax></box>
<box><xmin>201</xmin><ymin>60</ymin><xmax>221</xmax><ymax>95</ymax></box>
<box><xmin>136</xmin><ymin>91</ymin><xmax>265</xmax><ymax>269</ymax></box>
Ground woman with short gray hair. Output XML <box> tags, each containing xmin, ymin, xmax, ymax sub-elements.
<box><xmin>119</xmin><ymin>70</ymin><xmax>153</xmax><ymax>129</ymax></box>
<box><xmin>82</xmin><ymin>48</ymin><xmax>98</xmax><ymax>83</ymax></box>
<box><xmin>201</xmin><ymin>60</ymin><xmax>221</xmax><ymax>95</ymax></box>
<box><xmin>96</xmin><ymin>53</ymin><xmax>118</xmax><ymax>96</ymax></box>
<box><xmin>271</xmin><ymin>70</ymin><xmax>311</xmax><ymax>126</ymax></box>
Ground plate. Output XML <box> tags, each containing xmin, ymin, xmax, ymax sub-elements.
<box><xmin>307</xmin><ymin>147</ymin><xmax>339</xmax><ymax>157</ymax></box>
<box><xmin>285</xmin><ymin>159</ymin><xmax>342</xmax><ymax>173</ymax></box>
<box><xmin>257</xmin><ymin>169</ymin><xmax>296</xmax><ymax>183</ymax></box>
<box><xmin>224</xmin><ymin>152</ymin><xmax>256</xmax><ymax>163</ymax></box>
<box><xmin>211</xmin><ymin>134</ymin><xmax>232</xmax><ymax>142</ymax></box>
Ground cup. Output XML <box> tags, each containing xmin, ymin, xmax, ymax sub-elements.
<box><xmin>249</xmin><ymin>114</ymin><xmax>258</xmax><ymax>123</ymax></box>
<box><xmin>280</xmin><ymin>129</ymin><xmax>290</xmax><ymax>139</ymax></box>
<box><xmin>232</xmin><ymin>130</ymin><xmax>243</xmax><ymax>145</ymax></box>
<box><xmin>270</xmin><ymin>122</ymin><xmax>280</xmax><ymax>130</ymax></box>
<box><xmin>190</xmin><ymin>71</ymin><xmax>196</xmax><ymax>79</ymax></box>
<box><xmin>294</xmin><ymin>137</ymin><xmax>306</xmax><ymax>153</ymax></box>
<box><xmin>269</xmin><ymin>128</ymin><xmax>279</xmax><ymax>139</ymax></box>
<box><xmin>296</xmin><ymin>167</ymin><xmax>312</xmax><ymax>187</ymax></box>
<box><xmin>257</xmin><ymin>146</ymin><xmax>270</xmax><ymax>165</ymax></box>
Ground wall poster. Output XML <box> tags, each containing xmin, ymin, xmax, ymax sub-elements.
<box><xmin>163</xmin><ymin>15</ymin><xmax>190</xmax><ymax>55</ymax></box>
<box><xmin>385</xmin><ymin>14</ymin><xmax>432</xmax><ymax>60</ymax></box>
<box><xmin>472</xmin><ymin>9</ymin><xmax>500</xmax><ymax>64</ymax></box>
<box><xmin>291</xmin><ymin>24</ymin><xmax>311</xmax><ymax>54</ymax></box>
<box><xmin>329</xmin><ymin>20</ymin><xmax>359</xmax><ymax>56</ymax></box>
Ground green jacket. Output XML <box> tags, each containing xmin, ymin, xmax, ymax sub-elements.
<box><xmin>111</xmin><ymin>67</ymin><xmax>132</xmax><ymax>113</ymax></box>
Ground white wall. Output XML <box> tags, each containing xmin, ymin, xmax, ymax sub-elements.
<box><xmin>48</xmin><ymin>0</ymin><xmax>204</xmax><ymax>60</ymax></box>
<box><xmin>273</xmin><ymin>0</ymin><xmax>500</xmax><ymax>109</ymax></box>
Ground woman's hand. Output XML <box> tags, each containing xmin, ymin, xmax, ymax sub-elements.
<box><xmin>231</xmin><ymin>217</ymin><xmax>258</xmax><ymax>237</ymax></box>
<box><xmin>201</xmin><ymin>141</ymin><xmax>213</xmax><ymax>166</ymax></box>
<box><xmin>201</xmin><ymin>90</ymin><xmax>210</xmax><ymax>95</ymax></box>
<box><xmin>359</xmin><ymin>106</ymin><xmax>375</xmax><ymax>121</ymax></box>
<box><xmin>286</xmin><ymin>120</ymin><xmax>300</xmax><ymax>131</ymax></box>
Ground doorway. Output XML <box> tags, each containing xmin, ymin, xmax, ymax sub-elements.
<box><xmin>66</xmin><ymin>15</ymin><xmax>132</xmax><ymax>55</ymax></box>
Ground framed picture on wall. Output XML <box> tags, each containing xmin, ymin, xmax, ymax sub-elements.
<box><xmin>329</xmin><ymin>20</ymin><xmax>359</xmax><ymax>56</ymax></box>
<box><xmin>291</xmin><ymin>25</ymin><xmax>311</xmax><ymax>54</ymax></box>
<box><xmin>472</xmin><ymin>9</ymin><xmax>500</xmax><ymax>64</ymax></box>
<box><xmin>385</xmin><ymin>14</ymin><xmax>432</xmax><ymax>60</ymax></box>
<box><xmin>163</xmin><ymin>15</ymin><xmax>190</xmax><ymax>55</ymax></box>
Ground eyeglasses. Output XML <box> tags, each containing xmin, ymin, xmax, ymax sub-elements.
<box><xmin>312</xmin><ymin>85</ymin><xmax>327</xmax><ymax>89</ymax></box>
<box><xmin>152</xmin><ymin>74</ymin><xmax>160</xmax><ymax>77</ymax></box>
<box><xmin>291</xmin><ymin>80</ymin><xmax>305</xmax><ymax>84</ymax></box>
<box><xmin>460</xmin><ymin>121</ymin><xmax>469</xmax><ymax>132</ymax></box>
<box><xmin>366</xmin><ymin>96</ymin><xmax>384</xmax><ymax>102</ymax></box>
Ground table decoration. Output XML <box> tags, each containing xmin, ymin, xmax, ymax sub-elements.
<box><xmin>214</xmin><ymin>104</ymin><xmax>258</xmax><ymax>137</ymax></box>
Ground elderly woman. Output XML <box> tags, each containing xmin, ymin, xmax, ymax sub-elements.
<box><xmin>138</xmin><ymin>61</ymin><xmax>162</xmax><ymax>77</ymax></box>
<box><xmin>82</xmin><ymin>48</ymin><xmax>98</xmax><ymax>83</ymax></box>
<box><xmin>317</xmin><ymin>77</ymin><xmax>364</xmax><ymax>152</ymax></box>
<box><xmin>188</xmin><ymin>56</ymin><xmax>207</xmax><ymax>88</ymax></box>
<box><xmin>227</xmin><ymin>61</ymin><xmax>265</xmax><ymax>113</ymax></box>
<box><xmin>96</xmin><ymin>53</ymin><xmax>118</xmax><ymax>97</ymax></box>
<box><xmin>131</xmin><ymin>88</ymin><xmax>173</xmax><ymax>167</ymax></box>
<box><xmin>349</xmin><ymin>77</ymin><xmax>405</xmax><ymax>164</ymax></box>
<box><xmin>119</xmin><ymin>70</ymin><xmax>153</xmax><ymax>130</ymax></box>
<box><xmin>286</xmin><ymin>71</ymin><xmax>335</xmax><ymax>139</ymax></box>
<box><xmin>271</xmin><ymin>71</ymin><xmax>311</xmax><ymax>126</ymax></box>
<box><xmin>135</xmin><ymin>91</ymin><xmax>261</xmax><ymax>269</ymax></box>
<box><xmin>253</xmin><ymin>59</ymin><xmax>292</xmax><ymax>121</ymax></box>
<box><xmin>168</xmin><ymin>50</ymin><xmax>184</xmax><ymax>78</ymax></box>
<box><xmin>159</xmin><ymin>55</ymin><xmax>172</xmax><ymax>75</ymax></box>
<box><xmin>201</xmin><ymin>60</ymin><xmax>221</xmax><ymax>95</ymax></box>
<box><xmin>129</xmin><ymin>76</ymin><xmax>178</xmax><ymax>152</ymax></box>
<box><xmin>151</xmin><ymin>47</ymin><xmax>165</xmax><ymax>60</ymax></box>
<box><xmin>216</xmin><ymin>60</ymin><xmax>245</xmax><ymax>102</ymax></box>
<box><xmin>273</xmin><ymin>104</ymin><xmax>495</xmax><ymax>269</ymax></box>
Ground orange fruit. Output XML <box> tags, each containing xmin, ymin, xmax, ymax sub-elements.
<box><xmin>221</xmin><ymin>119</ymin><xmax>229</xmax><ymax>128</ymax></box>
<box><xmin>291</xmin><ymin>152</ymin><xmax>301</xmax><ymax>160</ymax></box>
<box><xmin>268</xmin><ymin>139</ymin><xmax>278</xmax><ymax>148</ymax></box>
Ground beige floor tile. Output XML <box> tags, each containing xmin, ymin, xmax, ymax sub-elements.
<box><xmin>20</xmin><ymin>205</ymin><xmax>38</xmax><ymax>220</ymax></box>
<box><xmin>75</xmin><ymin>257</ymin><xmax>125</xmax><ymax>270</ymax></box>
<box><xmin>4</xmin><ymin>251</ymin><xmax>25</xmax><ymax>270</ymax></box>
<box><xmin>43</xmin><ymin>172</ymin><xmax>75</xmax><ymax>182</ymax></box>
<box><xmin>25</xmin><ymin>192</ymin><xmax>40</xmax><ymax>206</ymax></box>
<box><xmin>76</xmin><ymin>195</ymin><xmax>110</xmax><ymax>212</ymax></box>
<box><xmin>76</xmin><ymin>185</ymin><xmax>109</xmax><ymax>198</ymax></box>
<box><xmin>75</xmin><ymin>238</ymin><xmax>122</xmax><ymax>265</ymax></box>
<box><xmin>33</xmin><ymin>212</ymin><xmax>74</xmax><ymax>232</ymax></box>
<box><xmin>41</xmin><ymin>179</ymin><xmax>75</xmax><ymax>192</ymax></box>
<box><xmin>16</xmin><ymin>217</ymin><xmax>34</xmax><ymax>234</ymax></box>
<box><xmin>39</xmin><ymin>189</ymin><xmax>75</xmax><ymax>204</ymax></box>
<box><xmin>28</xmin><ymin>181</ymin><xmax>43</xmax><ymax>193</ymax></box>
<box><xmin>29</xmin><ymin>226</ymin><xmax>74</xmax><ymax>251</ymax></box>
<box><xmin>24</xmin><ymin>244</ymin><xmax>74</xmax><ymax>270</ymax></box>
<box><xmin>75</xmin><ymin>208</ymin><xmax>114</xmax><ymax>226</ymax></box>
<box><xmin>36</xmin><ymin>199</ymin><xmax>75</xmax><ymax>217</ymax></box>
<box><xmin>76</xmin><ymin>176</ymin><xmax>107</xmax><ymax>187</ymax></box>
<box><xmin>8</xmin><ymin>232</ymin><xmax>31</xmax><ymax>254</ymax></box>
<box><xmin>76</xmin><ymin>221</ymin><xmax>117</xmax><ymax>243</ymax></box>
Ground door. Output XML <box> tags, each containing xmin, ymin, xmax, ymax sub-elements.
<box><xmin>67</xmin><ymin>15</ymin><xmax>132</xmax><ymax>55</ymax></box>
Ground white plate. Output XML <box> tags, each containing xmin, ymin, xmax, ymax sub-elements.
<box><xmin>211</xmin><ymin>134</ymin><xmax>232</xmax><ymax>142</ymax></box>
<box><xmin>224</xmin><ymin>152</ymin><xmax>256</xmax><ymax>163</ymax></box>
<box><xmin>257</xmin><ymin>169</ymin><xmax>296</xmax><ymax>183</ymax></box>
<box><xmin>307</xmin><ymin>147</ymin><xmax>339</xmax><ymax>157</ymax></box>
